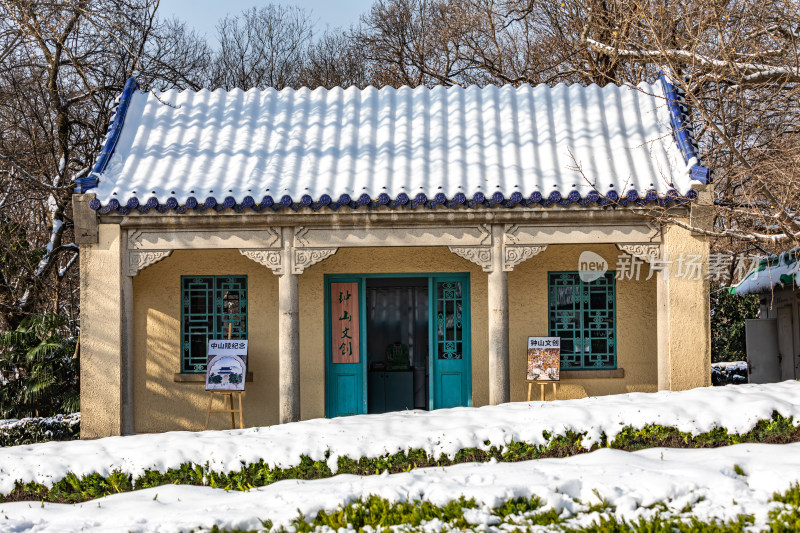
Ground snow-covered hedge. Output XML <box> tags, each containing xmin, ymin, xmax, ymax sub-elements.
<box><xmin>6</xmin><ymin>412</ymin><xmax>799</xmax><ymax>506</ymax></box>
<box><xmin>711</xmin><ymin>361</ymin><xmax>749</xmax><ymax>386</ymax></box>
<box><xmin>5</xmin><ymin>445</ymin><xmax>800</xmax><ymax>531</ymax></box>
<box><xmin>4</xmin><ymin>383</ymin><xmax>800</xmax><ymax>504</ymax></box>
<box><xmin>0</xmin><ymin>413</ymin><xmax>79</xmax><ymax>447</ymax></box>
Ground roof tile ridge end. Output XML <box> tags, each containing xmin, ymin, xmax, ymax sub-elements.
<box><xmin>75</xmin><ymin>76</ymin><xmax>139</xmax><ymax>193</ymax></box>
<box><xmin>656</xmin><ymin>73</ymin><xmax>711</xmax><ymax>184</ymax></box>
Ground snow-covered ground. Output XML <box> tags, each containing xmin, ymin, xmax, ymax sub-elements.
<box><xmin>2</xmin><ymin>381</ymin><xmax>799</xmax><ymax>495</ymax></box>
<box><xmin>2</xmin><ymin>442</ymin><xmax>799</xmax><ymax>532</ymax></box>
<box><xmin>1</xmin><ymin>382</ymin><xmax>800</xmax><ymax>532</ymax></box>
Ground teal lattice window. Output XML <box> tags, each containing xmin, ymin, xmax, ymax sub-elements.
<box><xmin>435</xmin><ymin>280</ymin><xmax>464</xmax><ymax>359</ymax></box>
<box><xmin>548</xmin><ymin>272</ymin><xmax>616</xmax><ymax>370</ymax></box>
<box><xmin>181</xmin><ymin>276</ymin><xmax>248</xmax><ymax>373</ymax></box>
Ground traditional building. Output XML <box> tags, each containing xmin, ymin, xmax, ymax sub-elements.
<box><xmin>74</xmin><ymin>77</ymin><xmax>713</xmax><ymax>437</ymax></box>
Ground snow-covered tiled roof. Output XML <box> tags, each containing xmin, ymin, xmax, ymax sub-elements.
<box><xmin>730</xmin><ymin>249</ymin><xmax>800</xmax><ymax>296</ymax></box>
<box><xmin>80</xmin><ymin>78</ymin><xmax>709</xmax><ymax>214</ymax></box>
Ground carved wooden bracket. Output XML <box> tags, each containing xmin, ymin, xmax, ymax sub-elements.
<box><xmin>240</xmin><ymin>247</ymin><xmax>338</xmax><ymax>275</ymax></box>
<box><xmin>129</xmin><ymin>250</ymin><xmax>172</xmax><ymax>276</ymax></box>
<box><xmin>448</xmin><ymin>246</ymin><xmax>492</xmax><ymax>272</ymax></box>
<box><xmin>504</xmin><ymin>245</ymin><xmax>547</xmax><ymax>271</ymax></box>
<box><xmin>617</xmin><ymin>244</ymin><xmax>661</xmax><ymax>264</ymax></box>
<box><xmin>240</xmin><ymin>249</ymin><xmax>284</xmax><ymax>275</ymax></box>
<box><xmin>293</xmin><ymin>248</ymin><xmax>337</xmax><ymax>274</ymax></box>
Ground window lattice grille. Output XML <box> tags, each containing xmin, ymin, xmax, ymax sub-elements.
<box><xmin>435</xmin><ymin>281</ymin><xmax>464</xmax><ymax>360</ymax></box>
<box><xmin>181</xmin><ymin>275</ymin><xmax>248</xmax><ymax>373</ymax></box>
<box><xmin>548</xmin><ymin>272</ymin><xmax>616</xmax><ymax>370</ymax></box>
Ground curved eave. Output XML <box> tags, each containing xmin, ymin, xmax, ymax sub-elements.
<box><xmin>88</xmin><ymin>188</ymin><xmax>698</xmax><ymax>215</ymax></box>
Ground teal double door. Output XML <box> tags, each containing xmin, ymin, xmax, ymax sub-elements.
<box><xmin>325</xmin><ymin>273</ymin><xmax>471</xmax><ymax>417</ymax></box>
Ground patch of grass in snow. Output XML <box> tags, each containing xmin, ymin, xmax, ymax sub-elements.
<box><xmin>299</xmin><ymin>495</ymin><xmax>479</xmax><ymax>530</ymax></box>
<box><xmin>291</xmin><ymin>494</ymin><xmax>564</xmax><ymax>531</ymax></box>
<box><xmin>202</xmin><ymin>495</ymin><xmax>757</xmax><ymax>532</ymax></box>
<box><xmin>768</xmin><ymin>482</ymin><xmax>800</xmax><ymax>532</ymax></box>
<box><xmin>3</xmin><ymin>412</ymin><xmax>800</xmax><ymax>504</ymax></box>
<box><xmin>491</xmin><ymin>495</ymin><xmax>562</xmax><ymax>524</ymax></box>
<box><xmin>570</xmin><ymin>514</ymin><xmax>754</xmax><ymax>532</ymax></box>
<box><xmin>772</xmin><ymin>482</ymin><xmax>800</xmax><ymax>507</ymax></box>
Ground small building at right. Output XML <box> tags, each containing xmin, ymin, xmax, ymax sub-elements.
<box><xmin>730</xmin><ymin>249</ymin><xmax>800</xmax><ymax>382</ymax></box>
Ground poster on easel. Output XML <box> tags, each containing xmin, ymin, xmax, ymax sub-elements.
<box><xmin>526</xmin><ymin>337</ymin><xmax>560</xmax><ymax>381</ymax></box>
<box><xmin>205</xmin><ymin>339</ymin><xmax>248</xmax><ymax>391</ymax></box>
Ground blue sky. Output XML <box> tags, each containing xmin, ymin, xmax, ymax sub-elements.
<box><xmin>158</xmin><ymin>0</ymin><xmax>376</xmax><ymax>43</ymax></box>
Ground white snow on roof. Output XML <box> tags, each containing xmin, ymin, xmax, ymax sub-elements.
<box><xmin>731</xmin><ymin>249</ymin><xmax>800</xmax><ymax>296</ymax></box>
<box><xmin>92</xmin><ymin>82</ymin><xmax>696</xmax><ymax>205</ymax></box>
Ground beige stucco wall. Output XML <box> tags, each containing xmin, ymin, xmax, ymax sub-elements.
<box><xmin>80</xmin><ymin>224</ymin><xmax>123</xmax><ymax>438</ymax></box>
<box><xmin>124</xmin><ymin>243</ymin><xmax>667</xmax><ymax>432</ymax></box>
<box><xmin>658</xmin><ymin>223</ymin><xmax>712</xmax><ymax>390</ymax></box>
<box><xmin>509</xmin><ymin>244</ymin><xmax>658</xmax><ymax>400</ymax></box>
<box><xmin>133</xmin><ymin>249</ymin><xmax>279</xmax><ymax>432</ymax></box>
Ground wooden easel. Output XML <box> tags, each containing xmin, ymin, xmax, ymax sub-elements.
<box><xmin>527</xmin><ymin>381</ymin><xmax>558</xmax><ymax>401</ymax></box>
<box><xmin>204</xmin><ymin>323</ymin><xmax>245</xmax><ymax>430</ymax></box>
<box><xmin>205</xmin><ymin>391</ymin><xmax>244</xmax><ymax>429</ymax></box>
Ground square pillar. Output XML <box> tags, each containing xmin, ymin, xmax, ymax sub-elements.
<box><xmin>241</xmin><ymin>235</ymin><xmax>337</xmax><ymax>424</ymax></box>
<box><xmin>278</xmin><ymin>227</ymin><xmax>300</xmax><ymax>423</ymax></box>
<box><xmin>488</xmin><ymin>224</ymin><xmax>510</xmax><ymax>404</ymax></box>
<box><xmin>121</xmin><ymin>273</ymin><xmax>135</xmax><ymax>435</ymax></box>
<box><xmin>656</xmin><ymin>222</ymin><xmax>711</xmax><ymax>390</ymax></box>
<box><xmin>79</xmin><ymin>224</ymin><xmax>124</xmax><ymax>437</ymax></box>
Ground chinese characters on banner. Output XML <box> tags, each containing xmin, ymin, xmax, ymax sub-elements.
<box><xmin>526</xmin><ymin>337</ymin><xmax>560</xmax><ymax>381</ymax></box>
<box><xmin>331</xmin><ymin>282</ymin><xmax>360</xmax><ymax>364</ymax></box>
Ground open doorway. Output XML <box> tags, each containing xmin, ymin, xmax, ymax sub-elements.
<box><xmin>365</xmin><ymin>277</ymin><xmax>429</xmax><ymax>413</ymax></box>
<box><xmin>325</xmin><ymin>272</ymin><xmax>471</xmax><ymax>418</ymax></box>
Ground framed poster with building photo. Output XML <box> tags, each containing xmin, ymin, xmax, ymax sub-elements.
<box><xmin>205</xmin><ymin>339</ymin><xmax>248</xmax><ymax>391</ymax></box>
<box><xmin>527</xmin><ymin>337</ymin><xmax>560</xmax><ymax>381</ymax></box>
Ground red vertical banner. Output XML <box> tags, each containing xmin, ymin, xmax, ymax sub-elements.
<box><xmin>331</xmin><ymin>282</ymin><xmax>360</xmax><ymax>364</ymax></box>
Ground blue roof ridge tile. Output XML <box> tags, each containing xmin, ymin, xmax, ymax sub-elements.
<box><xmin>76</xmin><ymin>77</ymin><xmax>139</xmax><ymax>193</ymax></box>
<box><xmin>658</xmin><ymin>74</ymin><xmax>711</xmax><ymax>184</ymax></box>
